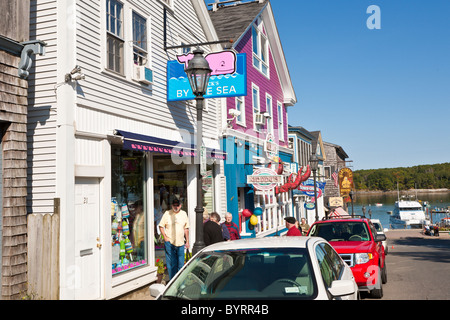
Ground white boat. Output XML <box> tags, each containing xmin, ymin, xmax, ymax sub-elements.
<box><xmin>390</xmin><ymin>199</ymin><xmax>429</xmax><ymax>229</ymax></box>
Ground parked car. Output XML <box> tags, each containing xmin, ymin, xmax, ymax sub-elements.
<box><xmin>370</xmin><ymin>219</ymin><xmax>388</xmax><ymax>254</ymax></box>
<box><xmin>150</xmin><ymin>237</ymin><xmax>358</xmax><ymax>300</ymax></box>
<box><xmin>307</xmin><ymin>216</ymin><xmax>387</xmax><ymax>298</ymax></box>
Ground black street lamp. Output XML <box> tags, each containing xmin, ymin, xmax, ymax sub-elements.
<box><xmin>185</xmin><ymin>48</ymin><xmax>212</xmax><ymax>255</ymax></box>
<box><xmin>309</xmin><ymin>153</ymin><xmax>320</xmax><ymax>222</ymax></box>
<box><xmin>349</xmin><ymin>190</ymin><xmax>354</xmax><ymax>217</ymax></box>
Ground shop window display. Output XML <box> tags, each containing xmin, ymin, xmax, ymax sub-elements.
<box><xmin>153</xmin><ymin>156</ymin><xmax>188</xmax><ymax>250</ymax></box>
<box><xmin>111</xmin><ymin>148</ymin><xmax>147</xmax><ymax>275</ymax></box>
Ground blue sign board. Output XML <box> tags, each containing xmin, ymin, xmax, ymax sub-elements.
<box><xmin>167</xmin><ymin>53</ymin><xmax>247</xmax><ymax>101</ymax></box>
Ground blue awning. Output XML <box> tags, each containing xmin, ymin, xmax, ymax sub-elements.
<box><xmin>114</xmin><ymin>129</ymin><xmax>226</xmax><ymax>160</ymax></box>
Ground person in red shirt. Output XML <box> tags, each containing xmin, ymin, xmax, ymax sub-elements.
<box><xmin>284</xmin><ymin>217</ymin><xmax>302</xmax><ymax>236</ymax></box>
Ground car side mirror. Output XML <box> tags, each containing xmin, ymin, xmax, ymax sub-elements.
<box><xmin>375</xmin><ymin>234</ymin><xmax>386</xmax><ymax>242</ymax></box>
<box><xmin>328</xmin><ymin>280</ymin><xmax>356</xmax><ymax>298</ymax></box>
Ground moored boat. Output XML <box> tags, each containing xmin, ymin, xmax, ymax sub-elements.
<box><xmin>390</xmin><ymin>199</ymin><xmax>429</xmax><ymax>229</ymax></box>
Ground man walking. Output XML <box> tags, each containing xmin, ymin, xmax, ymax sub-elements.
<box><xmin>222</xmin><ymin>212</ymin><xmax>241</xmax><ymax>240</ymax></box>
<box><xmin>159</xmin><ymin>199</ymin><xmax>189</xmax><ymax>280</ymax></box>
<box><xmin>284</xmin><ymin>217</ymin><xmax>302</xmax><ymax>236</ymax></box>
<box><xmin>203</xmin><ymin>212</ymin><xmax>225</xmax><ymax>246</ymax></box>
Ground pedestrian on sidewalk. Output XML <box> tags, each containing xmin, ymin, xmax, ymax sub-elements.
<box><xmin>285</xmin><ymin>217</ymin><xmax>302</xmax><ymax>236</ymax></box>
<box><xmin>222</xmin><ymin>212</ymin><xmax>241</xmax><ymax>240</ymax></box>
<box><xmin>158</xmin><ymin>198</ymin><xmax>190</xmax><ymax>280</ymax></box>
<box><xmin>299</xmin><ymin>218</ymin><xmax>310</xmax><ymax>235</ymax></box>
<box><xmin>204</xmin><ymin>212</ymin><xmax>225</xmax><ymax>246</ymax></box>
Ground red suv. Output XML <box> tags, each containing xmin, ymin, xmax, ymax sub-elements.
<box><xmin>307</xmin><ymin>216</ymin><xmax>387</xmax><ymax>298</ymax></box>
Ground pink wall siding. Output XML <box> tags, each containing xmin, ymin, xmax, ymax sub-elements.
<box><xmin>228</xmin><ymin>27</ymin><xmax>288</xmax><ymax>148</ymax></box>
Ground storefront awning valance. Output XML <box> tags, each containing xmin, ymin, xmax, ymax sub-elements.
<box><xmin>114</xmin><ymin>129</ymin><xmax>226</xmax><ymax>160</ymax></box>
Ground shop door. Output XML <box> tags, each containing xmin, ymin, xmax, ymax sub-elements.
<box><xmin>74</xmin><ymin>178</ymin><xmax>101</xmax><ymax>300</ymax></box>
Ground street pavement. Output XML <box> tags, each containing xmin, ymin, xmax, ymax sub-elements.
<box><xmin>362</xmin><ymin>229</ymin><xmax>450</xmax><ymax>300</ymax></box>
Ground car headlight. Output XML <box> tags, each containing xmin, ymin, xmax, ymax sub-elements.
<box><xmin>355</xmin><ymin>253</ymin><xmax>373</xmax><ymax>265</ymax></box>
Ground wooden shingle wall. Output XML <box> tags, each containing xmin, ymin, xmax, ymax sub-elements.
<box><xmin>0</xmin><ymin>51</ymin><xmax>29</xmax><ymax>300</ymax></box>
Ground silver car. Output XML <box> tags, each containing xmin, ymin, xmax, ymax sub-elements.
<box><xmin>150</xmin><ymin>236</ymin><xmax>358</xmax><ymax>300</ymax></box>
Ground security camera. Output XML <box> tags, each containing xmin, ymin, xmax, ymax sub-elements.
<box><xmin>263</xmin><ymin>112</ymin><xmax>271</xmax><ymax>119</ymax></box>
<box><xmin>72</xmin><ymin>73</ymin><xmax>85</xmax><ymax>81</ymax></box>
<box><xmin>70</xmin><ymin>65</ymin><xmax>82</xmax><ymax>75</ymax></box>
<box><xmin>228</xmin><ymin>109</ymin><xmax>241</xmax><ymax>117</ymax></box>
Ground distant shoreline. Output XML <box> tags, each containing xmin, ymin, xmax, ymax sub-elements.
<box><xmin>356</xmin><ymin>189</ymin><xmax>449</xmax><ymax>195</ymax></box>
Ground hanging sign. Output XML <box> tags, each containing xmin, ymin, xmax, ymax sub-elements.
<box><xmin>298</xmin><ymin>179</ymin><xmax>326</xmax><ymax>197</ymax></box>
<box><xmin>338</xmin><ymin>168</ymin><xmax>354</xmax><ymax>197</ymax></box>
<box><xmin>167</xmin><ymin>51</ymin><xmax>247</xmax><ymax>101</ymax></box>
<box><xmin>264</xmin><ymin>133</ymin><xmax>279</xmax><ymax>159</ymax></box>
<box><xmin>247</xmin><ymin>168</ymin><xmax>282</xmax><ymax>191</ymax></box>
<box><xmin>304</xmin><ymin>202</ymin><xmax>316</xmax><ymax>210</ymax></box>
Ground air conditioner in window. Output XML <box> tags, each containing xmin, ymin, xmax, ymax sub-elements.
<box><xmin>133</xmin><ymin>65</ymin><xmax>153</xmax><ymax>85</ymax></box>
<box><xmin>254</xmin><ymin>113</ymin><xmax>265</xmax><ymax>125</ymax></box>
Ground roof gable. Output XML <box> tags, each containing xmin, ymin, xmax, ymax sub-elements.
<box><xmin>208</xmin><ymin>0</ymin><xmax>297</xmax><ymax>106</ymax></box>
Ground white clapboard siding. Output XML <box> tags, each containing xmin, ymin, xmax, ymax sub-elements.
<box><xmin>28</xmin><ymin>0</ymin><xmax>223</xmax><ymax>216</ymax></box>
<box><xmin>27</xmin><ymin>0</ymin><xmax>58</xmax><ymax>214</ymax></box>
<box><xmin>74</xmin><ymin>0</ymin><xmax>220</xmax><ymax>141</ymax></box>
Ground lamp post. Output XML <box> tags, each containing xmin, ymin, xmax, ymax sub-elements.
<box><xmin>185</xmin><ymin>48</ymin><xmax>212</xmax><ymax>255</ymax></box>
<box><xmin>309</xmin><ymin>153</ymin><xmax>319</xmax><ymax>222</ymax></box>
<box><xmin>349</xmin><ymin>190</ymin><xmax>354</xmax><ymax>217</ymax></box>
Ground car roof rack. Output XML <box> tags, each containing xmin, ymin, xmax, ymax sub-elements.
<box><xmin>323</xmin><ymin>215</ymin><xmax>368</xmax><ymax>221</ymax></box>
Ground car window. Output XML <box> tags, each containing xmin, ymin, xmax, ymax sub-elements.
<box><xmin>162</xmin><ymin>248</ymin><xmax>318</xmax><ymax>300</ymax></box>
<box><xmin>315</xmin><ymin>244</ymin><xmax>338</xmax><ymax>288</ymax></box>
<box><xmin>310</xmin><ymin>222</ymin><xmax>370</xmax><ymax>242</ymax></box>
<box><xmin>321</xmin><ymin>243</ymin><xmax>345</xmax><ymax>278</ymax></box>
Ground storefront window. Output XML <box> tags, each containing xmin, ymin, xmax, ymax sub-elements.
<box><xmin>153</xmin><ymin>156</ymin><xmax>188</xmax><ymax>250</ymax></box>
<box><xmin>111</xmin><ymin>147</ymin><xmax>147</xmax><ymax>275</ymax></box>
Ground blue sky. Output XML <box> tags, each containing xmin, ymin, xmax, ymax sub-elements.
<box><xmin>205</xmin><ymin>0</ymin><xmax>450</xmax><ymax>170</ymax></box>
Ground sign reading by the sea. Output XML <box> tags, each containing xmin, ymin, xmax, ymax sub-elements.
<box><xmin>167</xmin><ymin>51</ymin><xmax>247</xmax><ymax>101</ymax></box>
<box><xmin>247</xmin><ymin>168</ymin><xmax>282</xmax><ymax>191</ymax></box>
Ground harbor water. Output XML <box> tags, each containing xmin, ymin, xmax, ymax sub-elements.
<box><xmin>352</xmin><ymin>191</ymin><xmax>450</xmax><ymax>230</ymax></box>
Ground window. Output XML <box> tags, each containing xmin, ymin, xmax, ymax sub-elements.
<box><xmin>265</xmin><ymin>94</ymin><xmax>273</xmax><ymax>134</ymax></box>
<box><xmin>277</xmin><ymin>102</ymin><xmax>284</xmax><ymax>141</ymax></box>
<box><xmin>252</xmin><ymin>23</ymin><xmax>269</xmax><ymax>77</ymax></box>
<box><xmin>252</xmin><ymin>84</ymin><xmax>260</xmax><ymax>130</ymax></box>
<box><xmin>315</xmin><ymin>244</ymin><xmax>343</xmax><ymax>288</ymax></box>
<box><xmin>107</xmin><ymin>0</ymin><xmax>124</xmax><ymax>74</ymax></box>
<box><xmin>132</xmin><ymin>12</ymin><xmax>147</xmax><ymax>66</ymax></box>
<box><xmin>324</xmin><ymin>166</ymin><xmax>331</xmax><ymax>180</ymax></box>
<box><xmin>235</xmin><ymin>96</ymin><xmax>245</xmax><ymax>126</ymax></box>
<box><xmin>163</xmin><ymin>248</ymin><xmax>317</xmax><ymax>299</ymax></box>
<box><xmin>111</xmin><ymin>147</ymin><xmax>148</xmax><ymax>275</ymax></box>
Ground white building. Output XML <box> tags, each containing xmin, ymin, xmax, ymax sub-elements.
<box><xmin>28</xmin><ymin>0</ymin><xmax>225</xmax><ymax>300</ymax></box>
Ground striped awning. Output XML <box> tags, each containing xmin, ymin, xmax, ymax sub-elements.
<box><xmin>114</xmin><ymin>129</ymin><xmax>226</xmax><ymax>160</ymax></box>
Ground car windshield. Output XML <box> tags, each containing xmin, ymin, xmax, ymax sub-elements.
<box><xmin>162</xmin><ymin>248</ymin><xmax>317</xmax><ymax>300</ymax></box>
<box><xmin>310</xmin><ymin>222</ymin><xmax>371</xmax><ymax>242</ymax></box>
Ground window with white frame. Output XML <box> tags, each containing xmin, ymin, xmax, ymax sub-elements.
<box><xmin>277</xmin><ymin>102</ymin><xmax>284</xmax><ymax>141</ymax></box>
<box><xmin>252</xmin><ymin>84</ymin><xmax>260</xmax><ymax>130</ymax></box>
<box><xmin>235</xmin><ymin>96</ymin><xmax>245</xmax><ymax>126</ymax></box>
<box><xmin>132</xmin><ymin>11</ymin><xmax>148</xmax><ymax>66</ymax></box>
<box><xmin>266</xmin><ymin>94</ymin><xmax>273</xmax><ymax>134</ymax></box>
<box><xmin>106</xmin><ymin>0</ymin><xmax>124</xmax><ymax>74</ymax></box>
<box><xmin>252</xmin><ymin>21</ymin><xmax>269</xmax><ymax>77</ymax></box>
